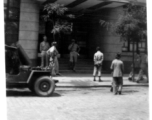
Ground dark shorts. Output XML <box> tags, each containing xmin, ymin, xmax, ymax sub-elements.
<box><xmin>113</xmin><ymin>77</ymin><xmax>123</xmax><ymax>85</ymax></box>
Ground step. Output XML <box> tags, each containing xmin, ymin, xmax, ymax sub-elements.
<box><xmin>59</xmin><ymin>70</ymin><xmax>110</xmax><ymax>74</ymax></box>
<box><xmin>59</xmin><ymin>66</ymin><xmax>93</xmax><ymax>70</ymax></box>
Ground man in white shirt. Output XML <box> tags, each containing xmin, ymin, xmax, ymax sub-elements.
<box><xmin>93</xmin><ymin>47</ymin><xmax>104</xmax><ymax>82</ymax></box>
<box><xmin>68</xmin><ymin>39</ymin><xmax>80</xmax><ymax>71</ymax></box>
<box><xmin>110</xmin><ymin>53</ymin><xmax>124</xmax><ymax>95</ymax></box>
<box><xmin>47</xmin><ymin>42</ymin><xmax>60</xmax><ymax>76</ymax></box>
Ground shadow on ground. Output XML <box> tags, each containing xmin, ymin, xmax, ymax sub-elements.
<box><xmin>6</xmin><ymin>90</ymin><xmax>61</xmax><ymax>97</ymax></box>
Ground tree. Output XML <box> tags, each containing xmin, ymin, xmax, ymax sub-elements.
<box><xmin>42</xmin><ymin>3</ymin><xmax>74</xmax><ymax>41</ymax></box>
<box><xmin>113</xmin><ymin>3</ymin><xmax>147</xmax><ymax>43</ymax></box>
<box><xmin>112</xmin><ymin>3</ymin><xmax>147</xmax><ymax>80</ymax></box>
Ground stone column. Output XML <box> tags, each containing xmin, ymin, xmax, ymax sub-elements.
<box><xmin>19</xmin><ymin>0</ymin><xmax>39</xmax><ymax>66</ymax></box>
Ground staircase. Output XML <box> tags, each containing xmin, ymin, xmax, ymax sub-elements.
<box><xmin>59</xmin><ymin>58</ymin><xmax>94</xmax><ymax>73</ymax></box>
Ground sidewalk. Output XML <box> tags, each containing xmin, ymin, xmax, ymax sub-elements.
<box><xmin>54</xmin><ymin>73</ymin><xmax>148</xmax><ymax>87</ymax></box>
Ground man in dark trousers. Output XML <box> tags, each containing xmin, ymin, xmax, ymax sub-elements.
<box><xmin>110</xmin><ymin>53</ymin><xmax>124</xmax><ymax>95</ymax></box>
<box><xmin>68</xmin><ymin>39</ymin><xmax>80</xmax><ymax>72</ymax></box>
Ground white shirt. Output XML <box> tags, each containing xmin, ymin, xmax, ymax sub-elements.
<box><xmin>47</xmin><ymin>46</ymin><xmax>58</xmax><ymax>61</ymax></box>
<box><xmin>110</xmin><ymin>59</ymin><xmax>124</xmax><ymax>77</ymax></box>
<box><xmin>94</xmin><ymin>51</ymin><xmax>104</xmax><ymax>65</ymax></box>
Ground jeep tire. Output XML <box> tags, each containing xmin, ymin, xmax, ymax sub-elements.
<box><xmin>34</xmin><ymin>76</ymin><xmax>55</xmax><ymax>96</ymax></box>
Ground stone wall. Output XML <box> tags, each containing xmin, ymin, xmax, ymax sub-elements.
<box><xmin>19</xmin><ymin>0</ymin><xmax>39</xmax><ymax>66</ymax></box>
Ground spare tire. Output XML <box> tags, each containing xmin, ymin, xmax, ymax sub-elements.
<box><xmin>34</xmin><ymin>76</ymin><xmax>55</xmax><ymax>97</ymax></box>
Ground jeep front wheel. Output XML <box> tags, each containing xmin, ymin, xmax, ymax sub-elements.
<box><xmin>34</xmin><ymin>76</ymin><xmax>55</xmax><ymax>97</ymax></box>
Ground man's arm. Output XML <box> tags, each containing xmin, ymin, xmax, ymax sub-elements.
<box><xmin>121</xmin><ymin>62</ymin><xmax>124</xmax><ymax>74</ymax></box>
<box><xmin>77</xmin><ymin>44</ymin><xmax>80</xmax><ymax>53</ymax></box>
<box><xmin>110</xmin><ymin>61</ymin><xmax>114</xmax><ymax>70</ymax></box>
<box><xmin>101</xmin><ymin>54</ymin><xmax>104</xmax><ymax>63</ymax></box>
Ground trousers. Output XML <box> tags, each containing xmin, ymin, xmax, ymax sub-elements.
<box><xmin>41</xmin><ymin>51</ymin><xmax>49</xmax><ymax>67</ymax></box>
<box><xmin>70</xmin><ymin>51</ymin><xmax>78</xmax><ymax>63</ymax></box>
<box><xmin>93</xmin><ymin>65</ymin><xmax>102</xmax><ymax>77</ymax></box>
<box><xmin>113</xmin><ymin>77</ymin><xmax>123</xmax><ymax>94</ymax></box>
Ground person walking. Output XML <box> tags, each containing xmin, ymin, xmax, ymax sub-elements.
<box><xmin>110</xmin><ymin>53</ymin><xmax>124</xmax><ymax>95</ymax></box>
<box><xmin>93</xmin><ymin>47</ymin><xmax>104</xmax><ymax>82</ymax></box>
<box><xmin>68</xmin><ymin>39</ymin><xmax>80</xmax><ymax>72</ymax></box>
<box><xmin>47</xmin><ymin>41</ymin><xmax>60</xmax><ymax>76</ymax></box>
<box><xmin>128</xmin><ymin>50</ymin><xmax>141</xmax><ymax>81</ymax></box>
<box><xmin>136</xmin><ymin>51</ymin><xmax>148</xmax><ymax>83</ymax></box>
<box><xmin>40</xmin><ymin>35</ymin><xmax>50</xmax><ymax>68</ymax></box>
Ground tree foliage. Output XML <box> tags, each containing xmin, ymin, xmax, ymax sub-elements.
<box><xmin>113</xmin><ymin>3</ymin><xmax>147</xmax><ymax>42</ymax></box>
<box><xmin>42</xmin><ymin>3</ymin><xmax>74</xmax><ymax>40</ymax></box>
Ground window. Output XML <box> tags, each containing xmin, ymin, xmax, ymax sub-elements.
<box><xmin>122</xmin><ymin>39</ymin><xmax>147</xmax><ymax>52</ymax></box>
<box><xmin>4</xmin><ymin>0</ymin><xmax>20</xmax><ymax>45</ymax></box>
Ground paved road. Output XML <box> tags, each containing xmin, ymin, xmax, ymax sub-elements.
<box><xmin>7</xmin><ymin>86</ymin><xmax>149</xmax><ymax>120</ymax></box>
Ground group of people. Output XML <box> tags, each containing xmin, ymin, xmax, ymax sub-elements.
<box><xmin>39</xmin><ymin>35</ymin><xmax>60</xmax><ymax>76</ymax></box>
<box><xmin>92</xmin><ymin>47</ymin><xmax>124</xmax><ymax>95</ymax></box>
<box><xmin>40</xmin><ymin>35</ymin><xmax>148</xmax><ymax>95</ymax></box>
<box><xmin>39</xmin><ymin>36</ymin><xmax>80</xmax><ymax>75</ymax></box>
<box><xmin>128</xmin><ymin>50</ymin><xmax>148</xmax><ymax>83</ymax></box>
<box><xmin>92</xmin><ymin>47</ymin><xmax>148</xmax><ymax>95</ymax></box>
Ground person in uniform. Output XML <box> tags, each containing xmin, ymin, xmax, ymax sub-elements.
<box><xmin>128</xmin><ymin>50</ymin><xmax>141</xmax><ymax>81</ymax></box>
<box><xmin>40</xmin><ymin>35</ymin><xmax>50</xmax><ymax>68</ymax></box>
<box><xmin>110</xmin><ymin>53</ymin><xmax>124</xmax><ymax>95</ymax></box>
<box><xmin>47</xmin><ymin>41</ymin><xmax>60</xmax><ymax>76</ymax></box>
<box><xmin>137</xmin><ymin>51</ymin><xmax>148</xmax><ymax>83</ymax></box>
<box><xmin>93</xmin><ymin>47</ymin><xmax>104</xmax><ymax>82</ymax></box>
<box><xmin>68</xmin><ymin>39</ymin><xmax>80</xmax><ymax>72</ymax></box>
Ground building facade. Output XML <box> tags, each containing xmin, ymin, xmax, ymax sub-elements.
<box><xmin>4</xmin><ymin>0</ymin><xmax>146</xmax><ymax>73</ymax></box>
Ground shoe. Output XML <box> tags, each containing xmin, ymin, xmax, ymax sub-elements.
<box><xmin>93</xmin><ymin>79</ymin><xmax>96</xmax><ymax>81</ymax></box>
<box><xmin>99</xmin><ymin>80</ymin><xmax>102</xmax><ymax>82</ymax></box>
<box><xmin>128</xmin><ymin>77</ymin><xmax>132</xmax><ymax>81</ymax></box>
<box><xmin>110</xmin><ymin>87</ymin><xmax>113</xmax><ymax>92</ymax></box>
<box><xmin>114</xmin><ymin>92</ymin><xmax>117</xmax><ymax>95</ymax></box>
<box><xmin>118</xmin><ymin>91</ymin><xmax>121</xmax><ymax>95</ymax></box>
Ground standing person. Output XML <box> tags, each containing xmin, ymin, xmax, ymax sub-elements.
<box><xmin>137</xmin><ymin>51</ymin><xmax>148</xmax><ymax>83</ymax></box>
<box><xmin>110</xmin><ymin>53</ymin><xmax>124</xmax><ymax>95</ymax></box>
<box><xmin>128</xmin><ymin>50</ymin><xmax>141</xmax><ymax>81</ymax></box>
<box><xmin>93</xmin><ymin>47</ymin><xmax>104</xmax><ymax>82</ymax></box>
<box><xmin>68</xmin><ymin>39</ymin><xmax>80</xmax><ymax>72</ymax></box>
<box><xmin>40</xmin><ymin>35</ymin><xmax>50</xmax><ymax>68</ymax></box>
<box><xmin>47</xmin><ymin>42</ymin><xmax>60</xmax><ymax>76</ymax></box>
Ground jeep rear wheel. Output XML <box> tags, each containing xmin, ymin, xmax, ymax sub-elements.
<box><xmin>34</xmin><ymin>76</ymin><xmax>55</xmax><ymax>97</ymax></box>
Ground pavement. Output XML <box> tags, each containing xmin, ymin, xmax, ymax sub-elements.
<box><xmin>54</xmin><ymin>73</ymin><xmax>148</xmax><ymax>88</ymax></box>
<box><xmin>6</xmin><ymin>73</ymin><xmax>149</xmax><ymax>120</ymax></box>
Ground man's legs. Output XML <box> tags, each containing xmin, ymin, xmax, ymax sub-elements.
<box><xmin>45</xmin><ymin>52</ymin><xmax>49</xmax><ymax>67</ymax></box>
<box><xmin>41</xmin><ymin>52</ymin><xmax>45</xmax><ymax>67</ymax></box>
<box><xmin>118</xmin><ymin>77</ymin><xmax>123</xmax><ymax>94</ymax></box>
<box><xmin>72</xmin><ymin>52</ymin><xmax>77</xmax><ymax>71</ymax></box>
<box><xmin>113</xmin><ymin>77</ymin><xmax>118</xmax><ymax>95</ymax></box>
<box><xmin>93</xmin><ymin>66</ymin><xmax>97</xmax><ymax>81</ymax></box>
<box><xmin>54</xmin><ymin>57</ymin><xmax>59</xmax><ymax>74</ymax></box>
<box><xmin>137</xmin><ymin>68</ymin><xmax>143</xmax><ymax>82</ymax></box>
<box><xmin>69</xmin><ymin>52</ymin><xmax>74</xmax><ymax>70</ymax></box>
<box><xmin>128</xmin><ymin>67</ymin><xmax>133</xmax><ymax>80</ymax></box>
<box><xmin>98</xmin><ymin>65</ymin><xmax>102</xmax><ymax>82</ymax></box>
